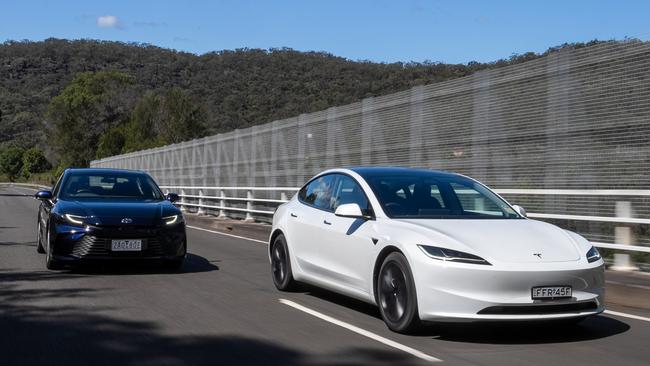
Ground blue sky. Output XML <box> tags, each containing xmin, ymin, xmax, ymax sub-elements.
<box><xmin>1</xmin><ymin>0</ymin><xmax>648</xmax><ymax>63</ymax></box>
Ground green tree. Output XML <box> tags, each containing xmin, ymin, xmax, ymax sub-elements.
<box><xmin>96</xmin><ymin>128</ymin><xmax>126</xmax><ymax>159</ymax></box>
<box><xmin>122</xmin><ymin>91</ymin><xmax>163</xmax><ymax>152</ymax></box>
<box><xmin>158</xmin><ymin>87</ymin><xmax>207</xmax><ymax>144</ymax></box>
<box><xmin>46</xmin><ymin>71</ymin><xmax>134</xmax><ymax>167</ymax></box>
<box><xmin>21</xmin><ymin>147</ymin><xmax>51</xmax><ymax>179</ymax></box>
<box><xmin>122</xmin><ymin>88</ymin><xmax>206</xmax><ymax>152</ymax></box>
<box><xmin>0</xmin><ymin>146</ymin><xmax>25</xmax><ymax>181</ymax></box>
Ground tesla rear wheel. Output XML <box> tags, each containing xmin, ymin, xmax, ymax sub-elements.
<box><xmin>271</xmin><ymin>234</ymin><xmax>296</xmax><ymax>291</ymax></box>
<box><xmin>377</xmin><ymin>252</ymin><xmax>421</xmax><ymax>333</ymax></box>
<box><xmin>36</xmin><ymin>220</ymin><xmax>45</xmax><ymax>254</ymax></box>
<box><xmin>45</xmin><ymin>225</ymin><xmax>63</xmax><ymax>270</ymax></box>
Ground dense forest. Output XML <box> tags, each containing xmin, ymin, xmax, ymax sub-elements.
<box><xmin>0</xmin><ymin>38</ymin><xmax>608</xmax><ymax>178</ymax></box>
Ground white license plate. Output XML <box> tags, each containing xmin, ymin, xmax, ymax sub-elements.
<box><xmin>532</xmin><ymin>286</ymin><xmax>572</xmax><ymax>300</ymax></box>
<box><xmin>111</xmin><ymin>239</ymin><xmax>142</xmax><ymax>251</ymax></box>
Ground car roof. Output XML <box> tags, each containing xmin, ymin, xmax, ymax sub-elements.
<box><xmin>65</xmin><ymin>168</ymin><xmax>147</xmax><ymax>175</ymax></box>
<box><xmin>347</xmin><ymin>166</ymin><xmax>464</xmax><ymax>180</ymax></box>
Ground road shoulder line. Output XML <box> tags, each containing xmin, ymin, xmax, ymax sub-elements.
<box><xmin>187</xmin><ymin>225</ymin><xmax>267</xmax><ymax>244</ymax></box>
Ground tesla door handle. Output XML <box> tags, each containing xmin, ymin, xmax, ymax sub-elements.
<box><xmin>323</xmin><ymin>220</ymin><xmax>331</xmax><ymax>225</ymax></box>
<box><xmin>290</xmin><ymin>213</ymin><xmax>298</xmax><ymax>218</ymax></box>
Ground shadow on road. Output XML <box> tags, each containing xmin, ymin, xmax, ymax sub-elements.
<box><xmin>0</xmin><ymin>268</ymin><xmax>424</xmax><ymax>366</ymax></box>
<box><xmin>425</xmin><ymin>315</ymin><xmax>630</xmax><ymax>344</ymax></box>
<box><xmin>0</xmin><ymin>239</ymin><xmax>37</xmax><ymax>247</ymax></box>
<box><xmin>69</xmin><ymin>253</ymin><xmax>220</xmax><ymax>275</ymax></box>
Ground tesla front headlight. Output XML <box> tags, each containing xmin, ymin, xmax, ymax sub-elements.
<box><xmin>586</xmin><ymin>246</ymin><xmax>601</xmax><ymax>263</ymax></box>
<box><xmin>163</xmin><ymin>214</ymin><xmax>184</xmax><ymax>225</ymax></box>
<box><xmin>64</xmin><ymin>214</ymin><xmax>86</xmax><ymax>225</ymax></box>
<box><xmin>417</xmin><ymin>244</ymin><xmax>491</xmax><ymax>265</ymax></box>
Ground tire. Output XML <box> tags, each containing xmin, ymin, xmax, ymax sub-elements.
<box><xmin>163</xmin><ymin>241</ymin><xmax>186</xmax><ymax>271</ymax></box>
<box><xmin>377</xmin><ymin>252</ymin><xmax>421</xmax><ymax>333</ymax></box>
<box><xmin>45</xmin><ymin>225</ymin><xmax>64</xmax><ymax>270</ymax></box>
<box><xmin>270</xmin><ymin>234</ymin><xmax>297</xmax><ymax>291</ymax></box>
<box><xmin>36</xmin><ymin>219</ymin><xmax>45</xmax><ymax>254</ymax></box>
<box><xmin>163</xmin><ymin>257</ymin><xmax>185</xmax><ymax>271</ymax></box>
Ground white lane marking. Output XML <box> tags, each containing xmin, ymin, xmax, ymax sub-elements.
<box><xmin>187</xmin><ymin>225</ymin><xmax>267</xmax><ymax>244</ymax></box>
<box><xmin>279</xmin><ymin>298</ymin><xmax>442</xmax><ymax>363</ymax></box>
<box><xmin>606</xmin><ymin>280</ymin><xmax>650</xmax><ymax>290</ymax></box>
<box><xmin>604</xmin><ymin>310</ymin><xmax>650</xmax><ymax>323</ymax></box>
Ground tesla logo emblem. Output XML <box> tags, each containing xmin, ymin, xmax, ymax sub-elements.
<box><xmin>121</xmin><ymin>218</ymin><xmax>133</xmax><ymax>224</ymax></box>
<box><xmin>533</xmin><ymin>253</ymin><xmax>542</xmax><ymax>259</ymax></box>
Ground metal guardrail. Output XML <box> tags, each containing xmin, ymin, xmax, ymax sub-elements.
<box><xmin>159</xmin><ymin>185</ymin><xmax>650</xmax><ymax>253</ymax></box>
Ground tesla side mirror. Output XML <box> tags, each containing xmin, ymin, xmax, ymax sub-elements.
<box><xmin>334</xmin><ymin>203</ymin><xmax>365</xmax><ymax>219</ymax></box>
<box><xmin>166</xmin><ymin>193</ymin><xmax>180</xmax><ymax>202</ymax></box>
<box><xmin>34</xmin><ymin>190</ymin><xmax>53</xmax><ymax>200</ymax></box>
<box><xmin>512</xmin><ymin>205</ymin><xmax>527</xmax><ymax>218</ymax></box>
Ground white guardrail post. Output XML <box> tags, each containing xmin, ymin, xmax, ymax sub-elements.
<box><xmin>198</xmin><ymin>189</ymin><xmax>205</xmax><ymax>215</ymax></box>
<box><xmin>180</xmin><ymin>189</ymin><xmax>186</xmax><ymax>213</ymax></box>
<box><xmin>245</xmin><ymin>190</ymin><xmax>254</xmax><ymax>222</ymax></box>
<box><xmin>611</xmin><ymin>201</ymin><xmax>639</xmax><ymax>271</ymax></box>
<box><xmin>219</xmin><ymin>190</ymin><xmax>226</xmax><ymax>218</ymax></box>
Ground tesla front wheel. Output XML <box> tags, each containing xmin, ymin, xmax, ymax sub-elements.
<box><xmin>377</xmin><ymin>252</ymin><xmax>421</xmax><ymax>333</ymax></box>
<box><xmin>271</xmin><ymin>234</ymin><xmax>297</xmax><ymax>291</ymax></box>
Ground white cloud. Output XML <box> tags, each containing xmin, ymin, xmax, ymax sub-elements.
<box><xmin>97</xmin><ymin>15</ymin><xmax>119</xmax><ymax>28</ymax></box>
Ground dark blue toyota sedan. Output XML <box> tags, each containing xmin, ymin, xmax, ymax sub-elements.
<box><xmin>35</xmin><ymin>168</ymin><xmax>186</xmax><ymax>270</ymax></box>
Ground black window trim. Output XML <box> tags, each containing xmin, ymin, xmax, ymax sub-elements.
<box><xmin>298</xmin><ymin>172</ymin><xmax>375</xmax><ymax>218</ymax></box>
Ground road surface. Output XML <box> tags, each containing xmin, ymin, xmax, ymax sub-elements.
<box><xmin>1</xmin><ymin>185</ymin><xmax>648</xmax><ymax>365</ymax></box>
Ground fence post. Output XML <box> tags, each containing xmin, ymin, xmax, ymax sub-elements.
<box><xmin>245</xmin><ymin>190</ymin><xmax>254</xmax><ymax>222</ymax></box>
<box><xmin>180</xmin><ymin>189</ymin><xmax>186</xmax><ymax>213</ymax></box>
<box><xmin>611</xmin><ymin>201</ymin><xmax>638</xmax><ymax>271</ymax></box>
<box><xmin>219</xmin><ymin>190</ymin><xmax>226</xmax><ymax>218</ymax></box>
<box><xmin>281</xmin><ymin>192</ymin><xmax>288</xmax><ymax>202</ymax></box>
<box><xmin>198</xmin><ymin>189</ymin><xmax>205</xmax><ymax>215</ymax></box>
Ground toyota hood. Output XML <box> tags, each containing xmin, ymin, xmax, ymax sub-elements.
<box><xmin>58</xmin><ymin>199</ymin><xmax>178</xmax><ymax>226</ymax></box>
<box><xmin>398</xmin><ymin>218</ymin><xmax>581</xmax><ymax>263</ymax></box>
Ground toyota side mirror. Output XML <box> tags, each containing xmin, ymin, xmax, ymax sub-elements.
<box><xmin>34</xmin><ymin>190</ymin><xmax>53</xmax><ymax>200</ymax></box>
<box><xmin>512</xmin><ymin>204</ymin><xmax>527</xmax><ymax>218</ymax></box>
<box><xmin>334</xmin><ymin>203</ymin><xmax>367</xmax><ymax>219</ymax></box>
<box><xmin>166</xmin><ymin>193</ymin><xmax>180</xmax><ymax>202</ymax></box>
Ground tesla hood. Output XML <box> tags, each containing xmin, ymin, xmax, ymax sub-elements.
<box><xmin>399</xmin><ymin>219</ymin><xmax>581</xmax><ymax>263</ymax></box>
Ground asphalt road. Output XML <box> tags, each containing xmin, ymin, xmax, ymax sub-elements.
<box><xmin>1</xmin><ymin>185</ymin><xmax>649</xmax><ymax>366</ymax></box>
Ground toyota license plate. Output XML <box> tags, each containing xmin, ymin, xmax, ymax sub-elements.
<box><xmin>111</xmin><ymin>239</ymin><xmax>142</xmax><ymax>251</ymax></box>
<box><xmin>531</xmin><ymin>286</ymin><xmax>572</xmax><ymax>300</ymax></box>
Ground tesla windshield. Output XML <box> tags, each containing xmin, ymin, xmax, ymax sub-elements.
<box><xmin>366</xmin><ymin>174</ymin><xmax>520</xmax><ymax>219</ymax></box>
<box><xmin>59</xmin><ymin>173</ymin><xmax>165</xmax><ymax>200</ymax></box>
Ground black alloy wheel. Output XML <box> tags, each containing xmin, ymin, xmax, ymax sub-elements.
<box><xmin>271</xmin><ymin>234</ymin><xmax>296</xmax><ymax>291</ymax></box>
<box><xmin>377</xmin><ymin>252</ymin><xmax>421</xmax><ymax>333</ymax></box>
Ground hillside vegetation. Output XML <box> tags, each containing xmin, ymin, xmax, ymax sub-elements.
<box><xmin>0</xmin><ymin>38</ymin><xmax>607</xmax><ymax>177</ymax></box>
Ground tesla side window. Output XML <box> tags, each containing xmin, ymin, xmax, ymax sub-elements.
<box><xmin>59</xmin><ymin>173</ymin><xmax>164</xmax><ymax>200</ymax></box>
<box><xmin>330</xmin><ymin>175</ymin><xmax>372</xmax><ymax>214</ymax></box>
<box><xmin>298</xmin><ymin>174</ymin><xmax>336</xmax><ymax>211</ymax></box>
<box><xmin>367</xmin><ymin>174</ymin><xmax>519</xmax><ymax>219</ymax></box>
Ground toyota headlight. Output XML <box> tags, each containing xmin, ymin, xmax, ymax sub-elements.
<box><xmin>418</xmin><ymin>244</ymin><xmax>491</xmax><ymax>265</ymax></box>
<box><xmin>162</xmin><ymin>214</ymin><xmax>184</xmax><ymax>225</ymax></box>
<box><xmin>64</xmin><ymin>214</ymin><xmax>86</xmax><ymax>225</ymax></box>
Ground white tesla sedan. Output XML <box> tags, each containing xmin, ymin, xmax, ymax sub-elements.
<box><xmin>269</xmin><ymin>167</ymin><xmax>605</xmax><ymax>333</ymax></box>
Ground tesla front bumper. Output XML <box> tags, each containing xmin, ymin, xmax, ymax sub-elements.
<box><xmin>413</xmin><ymin>258</ymin><xmax>605</xmax><ymax>321</ymax></box>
